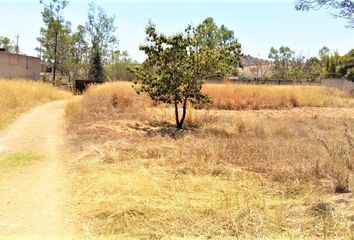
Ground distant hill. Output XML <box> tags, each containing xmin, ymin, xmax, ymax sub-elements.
<box><xmin>242</xmin><ymin>55</ymin><xmax>270</xmax><ymax>67</ymax></box>
<box><xmin>240</xmin><ymin>55</ymin><xmax>272</xmax><ymax>79</ymax></box>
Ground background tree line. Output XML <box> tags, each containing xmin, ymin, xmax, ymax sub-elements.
<box><xmin>265</xmin><ymin>46</ymin><xmax>354</xmax><ymax>82</ymax></box>
<box><xmin>37</xmin><ymin>0</ymin><xmax>135</xmax><ymax>84</ymax></box>
<box><xmin>18</xmin><ymin>0</ymin><xmax>354</xmax><ymax>85</ymax></box>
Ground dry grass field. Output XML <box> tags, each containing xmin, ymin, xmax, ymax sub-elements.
<box><xmin>0</xmin><ymin>79</ymin><xmax>71</xmax><ymax>129</ymax></box>
<box><xmin>202</xmin><ymin>83</ymin><xmax>354</xmax><ymax>110</ymax></box>
<box><xmin>65</xmin><ymin>82</ymin><xmax>354</xmax><ymax>239</ymax></box>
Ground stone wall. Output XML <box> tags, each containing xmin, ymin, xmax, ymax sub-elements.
<box><xmin>0</xmin><ymin>52</ymin><xmax>41</xmax><ymax>80</ymax></box>
<box><xmin>321</xmin><ymin>78</ymin><xmax>354</xmax><ymax>93</ymax></box>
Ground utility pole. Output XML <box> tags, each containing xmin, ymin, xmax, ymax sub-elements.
<box><xmin>15</xmin><ymin>33</ymin><xmax>19</xmax><ymax>54</ymax></box>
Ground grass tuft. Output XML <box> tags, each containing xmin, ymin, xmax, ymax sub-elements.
<box><xmin>65</xmin><ymin>82</ymin><xmax>150</xmax><ymax>124</ymax></box>
<box><xmin>0</xmin><ymin>151</ymin><xmax>41</xmax><ymax>168</ymax></box>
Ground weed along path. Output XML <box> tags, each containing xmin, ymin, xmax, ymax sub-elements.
<box><xmin>0</xmin><ymin>100</ymin><xmax>70</xmax><ymax>237</ymax></box>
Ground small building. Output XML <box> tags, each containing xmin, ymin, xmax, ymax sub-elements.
<box><xmin>0</xmin><ymin>49</ymin><xmax>41</xmax><ymax>80</ymax></box>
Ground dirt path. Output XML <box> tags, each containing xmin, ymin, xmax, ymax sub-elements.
<box><xmin>0</xmin><ymin>100</ymin><xmax>71</xmax><ymax>238</ymax></box>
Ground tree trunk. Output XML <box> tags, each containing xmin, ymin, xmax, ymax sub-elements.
<box><xmin>179</xmin><ymin>98</ymin><xmax>188</xmax><ymax>129</ymax></box>
<box><xmin>174</xmin><ymin>101</ymin><xmax>181</xmax><ymax>129</ymax></box>
<box><xmin>174</xmin><ymin>98</ymin><xmax>188</xmax><ymax>129</ymax></box>
<box><xmin>53</xmin><ymin>29</ymin><xmax>58</xmax><ymax>85</ymax></box>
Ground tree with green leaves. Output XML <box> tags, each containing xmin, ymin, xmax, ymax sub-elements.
<box><xmin>326</xmin><ymin>51</ymin><xmax>341</xmax><ymax>78</ymax></box>
<box><xmin>303</xmin><ymin>57</ymin><xmax>322</xmax><ymax>81</ymax></box>
<box><xmin>106</xmin><ymin>50</ymin><xmax>137</xmax><ymax>81</ymax></box>
<box><xmin>88</xmin><ymin>39</ymin><xmax>104</xmax><ymax>82</ymax></box>
<box><xmin>295</xmin><ymin>0</ymin><xmax>354</xmax><ymax>27</ymax></box>
<box><xmin>0</xmin><ymin>36</ymin><xmax>16</xmax><ymax>53</ymax></box>
<box><xmin>338</xmin><ymin>49</ymin><xmax>354</xmax><ymax>81</ymax></box>
<box><xmin>195</xmin><ymin>17</ymin><xmax>241</xmax><ymax>77</ymax></box>
<box><xmin>268</xmin><ymin>46</ymin><xmax>295</xmax><ymax>80</ymax></box>
<box><xmin>288</xmin><ymin>55</ymin><xmax>305</xmax><ymax>81</ymax></box>
<box><xmin>319</xmin><ymin>46</ymin><xmax>330</xmax><ymax>60</ymax></box>
<box><xmin>86</xmin><ymin>2</ymin><xmax>118</xmax><ymax>81</ymax></box>
<box><xmin>38</xmin><ymin>0</ymin><xmax>70</xmax><ymax>83</ymax></box>
<box><xmin>69</xmin><ymin>25</ymin><xmax>89</xmax><ymax>79</ymax></box>
<box><xmin>132</xmin><ymin>19</ymin><xmax>242</xmax><ymax>129</ymax></box>
<box><xmin>319</xmin><ymin>47</ymin><xmax>331</xmax><ymax>77</ymax></box>
<box><xmin>317</xmin><ymin>47</ymin><xmax>344</xmax><ymax>78</ymax></box>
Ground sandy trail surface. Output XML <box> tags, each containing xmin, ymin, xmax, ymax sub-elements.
<box><xmin>0</xmin><ymin>100</ymin><xmax>71</xmax><ymax>238</ymax></box>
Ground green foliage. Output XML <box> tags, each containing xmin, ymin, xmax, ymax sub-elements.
<box><xmin>37</xmin><ymin>1</ymin><xmax>120</xmax><ymax>83</ymax></box>
<box><xmin>316</xmin><ymin>47</ymin><xmax>354</xmax><ymax>81</ymax></box>
<box><xmin>319</xmin><ymin>46</ymin><xmax>330</xmax><ymax>60</ymax></box>
<box><xmin>338</xmin><ymin>49</ymin><xmax>354</xmax><ymax>81</ymax></box>
<box><xmin>331</xmin><ymin>51</ymin><xmax>341</xmax><ymax>78</ymax></box>
<box><xmin>267</xmin><ymin>46</ymin><xmax>349</xmax><ymax>82</ymax></box>
<box><xmin>38</xmin><ymin>0</ymin><xmax>70</xmax><ymax>83</ymax></box>
<box><xmin>106</xmin><ymin>51</ymin><xmax>137</xmax><ymax>81</ymax></box>
<box><xmin>288</xmin><ymin>55</ymin><xmax>305</xmax><ymax>81</ymax></box>
<box><xmin>86</xmin><ymin>3</ymin><xmax>118</xmax><ymax>81</ymax></box>
<box><xmin>0</xmin><ymin>151</ymin><xmax>41</xmax><ymax>168</ymax></box>
<box><xmin>307</xmin><ymin>47</ymin><xmax>354</xmax><ymax>81</ymax></box>
<box><xmin>86</xmin><ymin>3</ymin><xmax>118</xmax><ymax>63</ymax></box>
<box><xmin>320</xmin><ymin>48</ymin><xmax>343</xmax><ymax>78</ymax></box>
<box><xmin>0</xmin><ymin>36</ymin><xmax>16</xmax><ymax>53</ymax></box>
<box><xmin>132</xmin><ymin>18</ymin><xmax>243</xmax><ymax>129</ymax></box>
<box><xmin>69</xmin><ymin>25</ymin><xmax>89</xmax><ymax>79</ymax></box>
<box><xmin>88</xmin><ymin>39</ymin><xmax>104</xmax><ymax>82</ymax></box>
<box><xmin>195</xmin><ymin>17</ymin><xmax>242</xmax><ymax>77</ymax></box>
<box><xmin>303</xmin><ymin>57</ymin><xmax>322</xmax><ymax>82</ymax></box>
<box><xmin>346</xmin><ymin>67</ymin><xmax>354</xmax><ymax>81</ymax></box>
<box><xmin>268</xmin><ymin>46</ymin><xmax>295</xmax><ymax>80</ymax></box>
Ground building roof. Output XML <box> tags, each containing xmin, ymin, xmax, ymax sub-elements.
<box><xmin>0</xmin><ymin>49</ymin><xmax>40</xmax><ymax>60</ymax></box>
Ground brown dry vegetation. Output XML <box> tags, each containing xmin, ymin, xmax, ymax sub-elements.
<box><xmin>65</xmin><ymin>81</ymin><xmax>354</xmax><ymax>239</ymax></box>
<box><xmin>202</xmin><ymin>83</ymin><xmax>354</xmax><ymax>110</ymax></box>
<box><xmin>0</xmin><ymin>79</ymin><xmax>71</xmax><ymax>129</ymax></box>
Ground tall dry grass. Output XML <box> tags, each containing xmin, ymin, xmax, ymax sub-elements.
<box><xmin>202</xmin><ymin>83</ymin><xmax>354</xmax><ymax>110</ymax></box>
<box><xmin>65</xmin><ymin>81</ymin><xmax>354</xmax><ymax>238</ymax></box>
<box><xmin>0</xmin><ymin>79</ymin><xmax>71</xmax><ymax>129</ymax></box>
<box><xmin>66</xmin><ymin>82</ymin><xmax>354</xmax><ymax>127</ymax></box>
<box><xmin>65</xmin><ymin>81</ymin><xmax>150</xmax><ymax>124</ymax></box>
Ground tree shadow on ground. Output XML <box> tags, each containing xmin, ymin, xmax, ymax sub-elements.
<box><xmin>128</xmin><ymin>121</ymin><xmax>198</xmax><ymax>139</ymax></box>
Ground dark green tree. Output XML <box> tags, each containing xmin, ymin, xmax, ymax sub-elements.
<box><xmin>86</xmin><ymin>2</ymin><xmax>118</xmax><ymax>81</ymax></box>
<box><xmin>88</xmin><ymin>39</ymin><xmax>104</xmax><ymax>82</ymax></box>
<box><xmin>132</xmin><ymin>20</ymin><xmax>242</xmax><ymax>129</ymax></box>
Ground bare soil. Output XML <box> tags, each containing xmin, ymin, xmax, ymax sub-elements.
<box><xmin>0</xmin><ymin>100</ymin><xmax>72</xmax><ymax>238</ymax></box>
